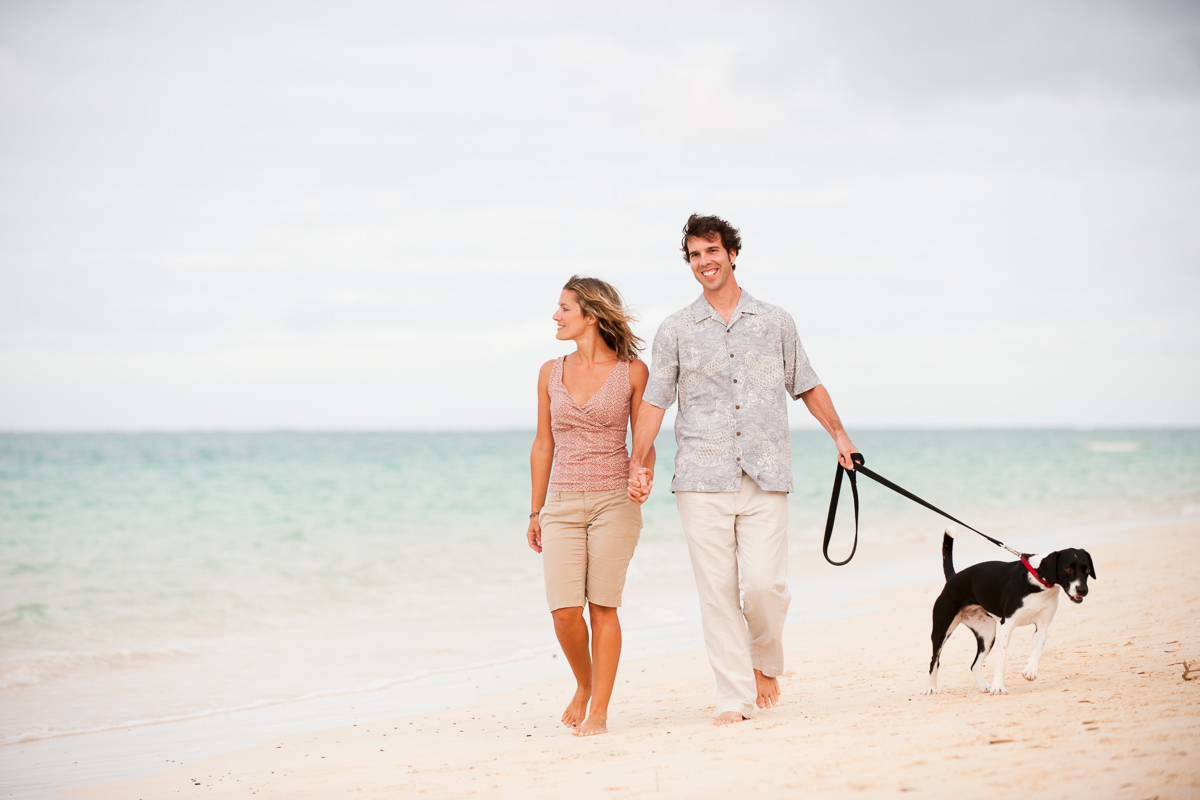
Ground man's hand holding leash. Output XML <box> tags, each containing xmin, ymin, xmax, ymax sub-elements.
<box><xmin>835</xmin><ymin>433</ymin><xmax>859</xmax><ymax>471</ymax></box>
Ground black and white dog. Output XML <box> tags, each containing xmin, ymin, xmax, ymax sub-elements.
<box><xmin>926</xmin><ymin>532</ymin><xmax>1096</xmax><ymax>695</ymax></box>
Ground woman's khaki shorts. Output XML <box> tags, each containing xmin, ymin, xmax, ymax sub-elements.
<box><xmin>539</xmin><ymin>489</ymin><xmax>642</xmax><ymax>611</ymax></box>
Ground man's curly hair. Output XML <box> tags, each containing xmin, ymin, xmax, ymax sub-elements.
<box><xmin>681</xmin><ymin>214</ymin><xmax>742</xmax><ymax>268</ymax></box>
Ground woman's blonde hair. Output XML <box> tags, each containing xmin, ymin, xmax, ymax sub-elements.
<box><xmin>563</xmin><ymin>275</ymin><xmax>643</xmax><ymax>361</ymax></box>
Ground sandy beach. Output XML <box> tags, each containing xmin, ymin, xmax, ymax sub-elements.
<box><xmin>63</xmin><ymin>522</ymin><xmax>1200</xmax><ymax>799</ymax></box>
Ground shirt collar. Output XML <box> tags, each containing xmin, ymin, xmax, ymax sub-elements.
<box><xmin>690</xmin><ymin>289</ymin><xmax>762</xmax><ymax>325</ymax></box>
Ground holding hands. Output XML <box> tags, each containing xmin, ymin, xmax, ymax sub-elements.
<box><xmin>627</xmin><ymin>465</ymin><xmax>653</xmax><ymax>505</ymax></box>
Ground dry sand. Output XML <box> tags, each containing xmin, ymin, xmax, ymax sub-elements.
<box><xmin>64</xmin><ymin>523</ymin><xmax>1200</xmax><ymax>799</ymax></box>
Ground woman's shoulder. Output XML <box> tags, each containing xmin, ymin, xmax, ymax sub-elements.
<box><xmin>625</xmin><ymin>357</ymin><xmax>649</xmax><ymax>382</ymax></box>
<box><xmin>537</xmin><ymin>357</ymin><xmax>561</xmax><ymax>382</ymax></box>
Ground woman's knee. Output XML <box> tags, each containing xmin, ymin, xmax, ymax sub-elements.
<box><xmin>552</xmin><ymin>606</ymin><xmax>585</xmax><ymax>628</ymax></box>
<box><xmin>588</xmin><ymin>603</ymin><xmax>619</xmax><ymax>626</ymax></box>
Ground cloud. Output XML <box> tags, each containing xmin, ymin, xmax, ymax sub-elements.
<box><xmin>1</xmin><ymin>0</ymin><xmax>1198</xmax><ymax>429</ymax></box>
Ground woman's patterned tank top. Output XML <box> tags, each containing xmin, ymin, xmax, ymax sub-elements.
<box><xmin>548</xmin><ymin>356</ymin><xmax>632</xmax><ymax>491</ymax></box>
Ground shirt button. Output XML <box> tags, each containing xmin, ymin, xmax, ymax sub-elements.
<box><xmin>736</xmin><ymin>432</ymin><xmax>741</xmax><ymax>436</ymax></box>
<box><xmin>729</xmin><ymin>354</ymin><xmax>734</xmax><ymax>358</ymax></box>
<box><xmin>735</xmin><ymin>405</ymin><xmax>740</xmax><ymax>410</ymax></box>
<box><xmin>733</xmin><ymin>379</ymin><xmax>738</xmax><ymax>383</ymax></box>
<box><xmin>736</xmin><ymin>457</ymin><xmax>741</xmax><ymax>461</ymax></box>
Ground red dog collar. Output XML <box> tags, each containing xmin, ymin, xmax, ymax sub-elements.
<box><xmin>1021</xmin><ymin>555</ymin><xmax>1054</xmax><ymax>588</ymax></box>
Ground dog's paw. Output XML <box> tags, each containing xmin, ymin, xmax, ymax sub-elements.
<box><xmin>921</xmin><ymin>687</ymin><xmax>938</xmax><ymax>696</ymax></box>
<box><xmin>1021</xmin><ymin>669</ymin><xmax>1038</xmax><ymax>682</ymax></box>
<box><xmin>988</xmin><ymin>685</ymin><xmax>1009</xmax><ymax>696</ymax></box>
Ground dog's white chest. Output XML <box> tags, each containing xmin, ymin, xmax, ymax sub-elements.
<box><xmin>1008</xmin><ymin>587</ymin><xmax>1059</xmax><ymax>627</ymax></box>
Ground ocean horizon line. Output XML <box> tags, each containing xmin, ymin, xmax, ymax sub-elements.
<box><xmin>2</xmin><ymin>424</ymin><xmax>1196</xmax><ymax>436</ymax></box>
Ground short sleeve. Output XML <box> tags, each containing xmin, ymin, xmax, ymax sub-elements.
<box><xmin>643</xmin><ymin>318</ymin><xmax>680</xmax><ymax>410</ymax></box>
<box><xmin>782</xmin><ymin>311</ymin><xmax>821</xmax><ymax>399</ymax></box>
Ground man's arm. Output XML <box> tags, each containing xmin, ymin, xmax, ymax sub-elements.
<box><xmin>629</xmin><ymin>316</ymin><xmax>678</xmax><ymax>503</ymax></box>
<box><xmin>628</xmin><ymin>400</ymin><xmax>666</xmax><ymax>504</ymax></box>
<box><xmin>799</xmin><ymin>383</ymin><xmax>858</xmax><ymax>469</ymax></box>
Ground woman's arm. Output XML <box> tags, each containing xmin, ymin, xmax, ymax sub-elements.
<box><xmin>528</xmin><ymin>360</ymin><xmax>556</xmax><ymax>553</ymax></box>
<box><xmin>627</xmin><ymin>359</ymin><xmax>661</xmax><ymax>504</ymax></box>
<box><xmin>628</xmin><ymin>358</ymin><xmax>656</xmax><ymax>474</ymax></box>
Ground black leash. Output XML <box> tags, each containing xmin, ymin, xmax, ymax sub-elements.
<box><xmin>822</xmin><ymin>452</ymin><xmax>1025</xmax><ymax>567</ymax></box>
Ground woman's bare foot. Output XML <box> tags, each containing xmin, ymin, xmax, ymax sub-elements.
<box><xmin>754</xmin><ymin>669</ymin><xmax>780</xmax><ymax>709</ymax></box>
<box><xmin>713</xmin><ymin>711</ymin><xmax>746</xmax><ymax>726</ymax></box>
<box><xmin>575</xmin><ymin>714</ymin><xmax>608</xmax><ymax>736</ymax></box>
<box><xmin>562</xmin><ymin>687</ymin><xmax>590</xmax><ymax>728</ymax></box>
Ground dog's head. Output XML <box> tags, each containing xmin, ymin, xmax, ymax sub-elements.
<box><xmin>1037</xmin><ymin>548</ymin><xmax>1097</xmax><ymax>603</ymax></box>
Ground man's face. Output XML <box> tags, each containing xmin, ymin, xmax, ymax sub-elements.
<box><xmin>686</xmin><ymin>235</ymin><xmax>737</xmax><ymax>293</ymax></box>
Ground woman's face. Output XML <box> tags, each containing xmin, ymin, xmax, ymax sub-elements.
<box><xmin>553</xmin><ymin>289</ymin><xmax>593</xmax><ymax>341</ymax></box>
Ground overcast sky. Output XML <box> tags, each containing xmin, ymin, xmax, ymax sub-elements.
<box><xmin>2</xmin><ymin>0</ymin><xmax>1198</xmax><ymax>431</ymax></box>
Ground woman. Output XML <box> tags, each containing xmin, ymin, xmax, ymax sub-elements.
<box><xmin>527</xmin><ymin>275</ymin><xmax>654</xmax><ymax>737</ymax></box>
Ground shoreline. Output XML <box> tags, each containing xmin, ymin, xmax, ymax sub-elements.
<box><xmin>54</xmin><ymin>521</ymin><xmax>1200</xmax><ymax>799</ymax></box>
<box><xmin>2</xmin><ymin>513</ymin><xmax>949</xmax><ymax>794</ymax></box>
<box><xmin>2</xmin><ymin>535</ymin><xmax>926</xmax><ymax>798</ymax></box>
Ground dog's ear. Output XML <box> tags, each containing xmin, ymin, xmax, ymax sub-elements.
<box><xmin>1038</xmin><ymin>551</ymin><xmax>1058</xmax><ymax>585</ymax></box>
<box><xmin>1081</xmin><ymin>551</ymin><xmax>1096</xmax><ymax>579</ymax></box>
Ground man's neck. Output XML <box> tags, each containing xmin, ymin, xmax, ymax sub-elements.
<box><xmin>704</xmin><ymin>280</ymin><xmax>742</xmax><ymax>324</ymax></box>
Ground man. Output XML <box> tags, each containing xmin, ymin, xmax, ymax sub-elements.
<box><xmin>628</xmin><ymin>213</ymin><xmax>857</xmax><ymax>726</ymax></box>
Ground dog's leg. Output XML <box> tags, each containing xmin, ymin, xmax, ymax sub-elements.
<box><xmin>962</xmin><ymin>611</ymin><xmax>996</xmax><ymax>693</ymax></box>
<box><xmin>970</xmin><ymin>630</ymin><xmax>991</xmax><ymax>692</ymax></box>
<box><xmin>1021</xmin><ymin>624</ymin><xmax>1050</xmax><ymax>682</ymax></box>
<box><xmin>958</xmin><ymin>607</ymin><xmax>995</xmax><ymax>692</ymax></box>
<box><xmin>989</xmin><ymin>618</ymin><xmax>1017</xmax><ymax>695</ymax></box>
<box><xmin>926</xmin><ymin>618</ymin><xmax>958</xmax><ymax>695</ymax></box>
<box><xmin>926</xmin><ymin>595</ymin><xmax>963</xmax><ymax>695</ymax></box>
<box><xmin>1022</xmin><ymin>608</ymin><xmax>1056</xmax><ymax>681</ymax></box>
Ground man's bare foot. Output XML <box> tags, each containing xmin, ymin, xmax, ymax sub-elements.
<box><xmin>575</xmin><ymin>714</ymin><xmax>608</xmax><ymax>736</ymax></box>
<box><xmin>713</xmin><ymin>711</ymin><xmax>746</xmax><ymax>726</ymax></box>
<box><xmin>562</xmin><ymin>687</ymin><xmax>590</xmax><ymax>728</ymax></box>
<box><xmin>755</xmin><ymin>669</ymin><xmax>780</xmax><ymax>709</ymax></box>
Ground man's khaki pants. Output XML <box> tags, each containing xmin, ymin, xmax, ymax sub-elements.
<box><xmin>675</xmin><ymin>472</ymin><xmax>790</xmax><ymax>719</ymax></box>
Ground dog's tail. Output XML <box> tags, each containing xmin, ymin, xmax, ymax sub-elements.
<box><xmin>942</xmin><ymin>531</ymin><xmax>956</xmax><ymax>581</ymax></box>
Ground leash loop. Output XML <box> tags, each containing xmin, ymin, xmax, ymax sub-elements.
<box><xmin>822</xmin><ymin>452</ymin><xmax>1024</xmax><ymax>567</ymax></box>
<box><xmin>821</xmin><ymin>452</ymin><xmax>864</xmax><ymax>566</ymax></box>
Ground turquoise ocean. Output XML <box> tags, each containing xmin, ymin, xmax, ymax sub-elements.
<box><xmin>2</xmin><ymin>429</ymin><xmax>1199</xmax><ymax>795</ymax></box>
